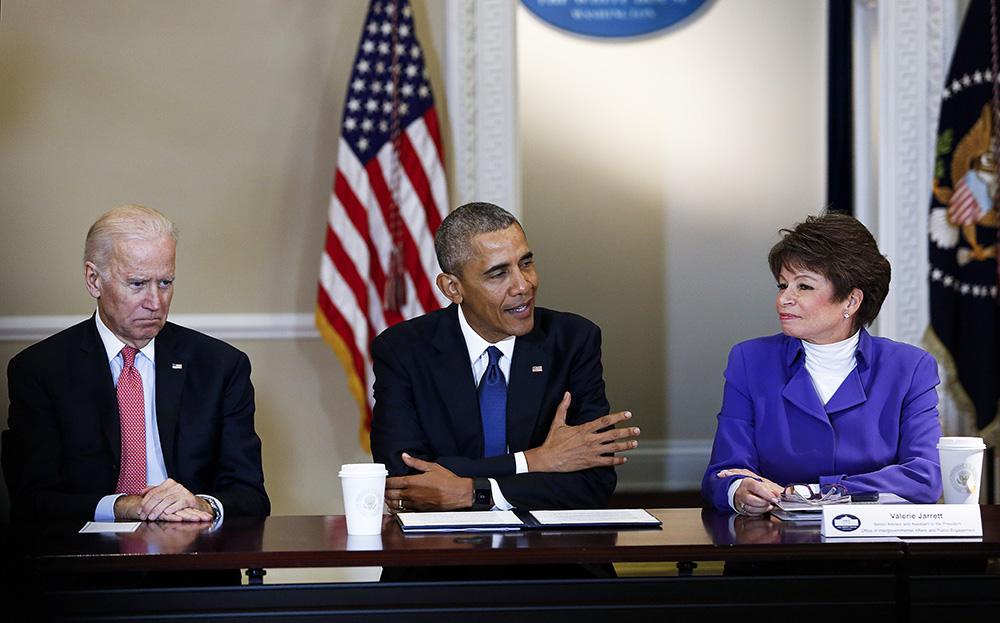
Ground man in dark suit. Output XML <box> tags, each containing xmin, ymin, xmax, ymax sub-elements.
<box><xmin>3</xmin><ymin>205</ymin><xmax>268</xmax><ymax>524</ymax></box>
<box><xmin>370</xmin><ymin>202</ymin><xmax>639</xmax><ymax>513</ymax></box>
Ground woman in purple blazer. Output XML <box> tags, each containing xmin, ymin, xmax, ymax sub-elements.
<box><xmin>702</xmin><ymin>213</ymin><xmax>943</xmax><ymax>515</ymax></box>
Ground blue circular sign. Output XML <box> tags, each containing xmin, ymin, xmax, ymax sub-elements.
<box><xmin>521</xmin><ymin>0</ymin><xmax>711</xmax><ymax>39</ymax></box>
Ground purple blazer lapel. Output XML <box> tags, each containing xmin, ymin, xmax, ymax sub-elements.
<box><xmin>780</xmin><ymin>337</ymin><xmax>828</xmax><ymax>420</ymax></box>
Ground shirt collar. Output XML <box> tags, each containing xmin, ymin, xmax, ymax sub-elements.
<box><xmin>94</xmin><ymin>311</ymin><xmax>156</xmax><ymax>364</ymax></box>
<box><xmin>785</xmin><ymin>327</ymin><xmax>871</xmax><ymax>367</ymax></box>
<box><xmin>457</xmin><ymin>304</ymin><xmax>516</xmax><ymax>364</ymax></box>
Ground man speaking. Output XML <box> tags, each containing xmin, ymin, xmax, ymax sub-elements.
<box><xmin>371</xmin><ymin>202</ymin><xmax>639</xmax><ymax>514</ymax></box>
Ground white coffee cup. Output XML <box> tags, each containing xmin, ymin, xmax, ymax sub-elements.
<box><xmin>339</xmin><ymin>463</ymin><xmax>388</xmax><ymax>535</ymax></box>
<box><xmin>937</xmin><ymin>436</ymin><xmax>986</xmax><ymax>504</ymax></box>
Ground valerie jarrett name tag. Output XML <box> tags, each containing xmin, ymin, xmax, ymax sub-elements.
<box><xmin>821</xmin><ymin>504</ymin><xmax>982</xmax><ymax>538</ymax></box>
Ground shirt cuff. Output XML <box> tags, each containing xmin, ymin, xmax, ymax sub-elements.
<box><xmin>514</xmin><ymin>451</ymin><xmax>528</xmax><ymax>474</ymax></box>
<box><xmin>96</xmin><ymin>494</ymin><xmax>123</xmax><ymax>522</ymax></box>
<box><xmin>727</xmin><ymin>478</ymin><xmax>742</xmax><ymax>512</ymax></box>
<box><xmin>488</xmin><ymin>478</ymin><xmax>514</xmax><ymax>511</ymax></box>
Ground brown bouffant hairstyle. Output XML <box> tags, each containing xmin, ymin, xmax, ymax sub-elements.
<box><xmin>767</xmin><ymin>212</ymin><xmax>890</xmax><ymax>331</ymax></box>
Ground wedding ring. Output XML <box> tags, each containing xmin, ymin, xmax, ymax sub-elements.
<box><xmin>739</xmin><ymin>502</ymin><xmax>747</xmax><ymax>514</ymax></box>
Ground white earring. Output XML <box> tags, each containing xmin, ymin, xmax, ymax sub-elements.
<box><xmin>844</xmin><ymin>311</ymin><xmax>850</xmax><ymax>318</ymax></box>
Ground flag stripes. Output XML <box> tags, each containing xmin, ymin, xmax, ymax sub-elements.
<box><xmin>317</xmin><ymin>0</ymin><xmax>448</xmax><ymax>449</ymax></box>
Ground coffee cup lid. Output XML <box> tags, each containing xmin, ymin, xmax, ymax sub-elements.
<box><xmin>936</xmin><ymin>436</ymin><xmax>986</xmax><ymax>450</ymax></box>
<box><xmin>339</xmin><ymin>462</ymin><xmax>388</xmax><ymax>477</ymax></box>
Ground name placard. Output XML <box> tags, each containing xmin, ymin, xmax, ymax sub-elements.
<box><xmin>821</xmin><ymin>504</ymin><xmax>982</xmax><ymax>538</ymax></box>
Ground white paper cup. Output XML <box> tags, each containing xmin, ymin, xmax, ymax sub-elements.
<box><xmin>937</xmin><ymin>437</ymin><xmax>986</xmax><ymax>504</ymax></box>
<box><xmin>339</xmin><ymin>463</ymin><xmax>388</xmax><ymax>535</ymax></box>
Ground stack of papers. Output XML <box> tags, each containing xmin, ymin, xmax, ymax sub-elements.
<box><xmin>395</xmin><ymin>508</ymin><xmax>662</xmax><ymax>532</ymax></box>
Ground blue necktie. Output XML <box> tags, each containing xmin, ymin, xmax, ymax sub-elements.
<box><xmin>479</xmin><ymin>346</ymin><xmax>507</xmax><ymax>458</ymax></box>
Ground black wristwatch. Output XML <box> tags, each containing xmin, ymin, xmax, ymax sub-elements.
<box><xmin>471</xmin><ymin>478</ymin><xmax>493</xmax><ymax>510</ymax></box>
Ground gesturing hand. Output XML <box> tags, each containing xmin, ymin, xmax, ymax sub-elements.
<box><xmin>384</xmin><ymin>453</ymin><xmax>474</xmax><ymax>513</ymax></box>
<box><xmin>523</xmin><ymin>392</ymin><xmax>640</xmax><ymax>473</ymax></box>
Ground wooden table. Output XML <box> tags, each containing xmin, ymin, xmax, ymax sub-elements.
<box><xmin>7</xmin><ymin>507</ymin><xmax>1000</xmax><ymax>622</ymax></box>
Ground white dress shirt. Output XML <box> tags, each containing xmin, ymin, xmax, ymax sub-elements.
<box><xmin>92</xmin><ymin>313</ymin><xmax>222</xmax><ymax>522</ymax></box>
<box><xmin>457</xmin><ymin>306</ymin><xmax>528</xmax><ymax>510</ymax></box>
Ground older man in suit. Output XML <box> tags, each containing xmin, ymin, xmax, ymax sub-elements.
<box><xmin>3</xmin><ymin>205</ymin><xmax>268</xmax><ymax>523</ymax></box>
<box><xmin>370</xmin><ymin>202</ymin><xmax>639</xmax><ymax>514</ymax></box>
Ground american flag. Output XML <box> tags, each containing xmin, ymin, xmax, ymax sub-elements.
<box><xmin>947</xmin><ymin>171</ymin><xmax>989</xmax><ymax>226</ymax></box>
<box><xmin>316</xmin><ymin>0</ymin><xmax>449</xmax><ymax>451</ymax></box>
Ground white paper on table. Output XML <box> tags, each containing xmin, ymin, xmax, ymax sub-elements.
<box><xmin>80</xmin><ymin>521</ymin><xmax>141</xmax><ymax>533</ymax></box>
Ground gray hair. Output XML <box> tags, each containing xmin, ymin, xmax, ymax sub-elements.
<box><xmin>434</xmin><ymin>202</ymin><xmax>519</xmax><ymax>276</ymax></box>
<box><xmin>84</xmin><ymin>205</ymin><xmax>178</xmax><ymax>277</ymax></box>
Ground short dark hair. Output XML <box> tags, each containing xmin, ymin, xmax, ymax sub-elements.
<box><xmin>767</xmin><ymin>212</ymin><xmax>890</xmax><ymax>330</ymax></box>
<box><xmin>434</xmin><ymin>202</ymin><xmax>519</xmax><ymax>276</ymax></box>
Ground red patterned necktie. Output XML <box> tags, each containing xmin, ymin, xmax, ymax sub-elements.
<box><xmin>115</xmin><ymin>346</ymin><xmax>146</xmax><ymax>495</ymax></box>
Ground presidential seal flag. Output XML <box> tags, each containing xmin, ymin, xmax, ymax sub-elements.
<box><xmin>316</xmin><ymin>0</ymin><xmax>449</xmax><ymax>450</ymax></box>
<box><xmin>926</xmin><ymin>0</ymin><xmax>1000</xmax><ymax>445</ymax></box>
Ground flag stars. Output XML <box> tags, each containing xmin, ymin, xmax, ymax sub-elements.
<box><xmin>381</xmin><ymin>21</ymin><xmax>392</xmax><ymax>36</ymax></box>
<box><xmin>361</xmin><ymin>118</ymin><xmax>374</xmax><ymax>133</ymax></box>
<box><xmin>362</xmin><ymin>40</ymin><xmax>375</xmax><ymax>54</ymax></box>
<box><xmin>356</xmin><ymin>137</ymin><xmax>369</xmax><ymax>152</ymax></box>
<box><xmin>379</xmin><ymin>42</ymin><xmax>390</xmax><ymax>55</ymax></box>
<box><xmin>365</xmin><ymin>98</ymin><xmax>379</xmax><ymax>112</ymax></box>
<box><xmin>343</xmin><ymin>117</ymin><xmax>357</xmax><ymax>131</ymax></box>
<box><xmin>352</xmin><ymin>78</ymin><xmax>366</xmax><ymax>93</ymax></box>
<box><xmin>405</xmin><ymin>64</ymin><xmax>418</xmax><ymax>78</ymax></box>
<box><xmin>347</xmin><ymin>98</ymin><xmax>361</xmax><ymax>112</ymax></box>
<box><xmin>973</xmin><ymin>70</ymin><xmax>984</xmax><ymax>83</ymax></box>
<box><xmin>418</xmin><ymin>84</ymin><xmax>430</xmax><ymax>99</ymax></box>
<box><xmin>357</xmin><ymin>59</ymin><xmax>371</xmax><ymax>74</ymax></box>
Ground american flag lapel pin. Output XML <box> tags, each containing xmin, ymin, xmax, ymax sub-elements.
<box><xmin>532</xmin><ymin>365</ymin><xmax>543</xmax><ymax>373</ymax></box>
<box><xmin>172</xmin><ymin>363</ymin><xmax>183</xmax><ymax>370</ymax></box>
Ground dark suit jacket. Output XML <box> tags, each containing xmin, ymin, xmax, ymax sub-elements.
<box><xmin>3</xmin><ymin>316</ymin><xmax>269</xmax><ymax>523</ymax></box>
<box><xmin>369</xmin><ymin>304</ymin><xmax>616</xmax><ymax>510</ymax></box>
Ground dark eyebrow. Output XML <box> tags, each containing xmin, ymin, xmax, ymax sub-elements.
<box><xmin>482</xmin><ymin>261</ymin><xmax>510</xmax><ymax>276</ymax></box>
<box><xmin>483</xmin><ymin>252</ymin><xmax>533</xmax><ymax>276</ymax></box>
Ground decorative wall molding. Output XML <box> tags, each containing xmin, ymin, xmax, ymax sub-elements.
<box><xmin>0</xmin><ymin>313</ymin><xmax>320</xmax><ymax>343</ymax></box>
<box><xmin>444</xmin><ymin>0</ymin><xmax>521</xmax><ymax>217</ymax></box>
<box><xmin>874</xmin><ymin>0</ymin><xmax>937</xmax><ymax>344</ymax></box>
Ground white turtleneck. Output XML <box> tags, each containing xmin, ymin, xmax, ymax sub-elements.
<box><xmin>801</xmin><ymin>331</ymin><xmax>860</xmax><ymax>405</ymax></box>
